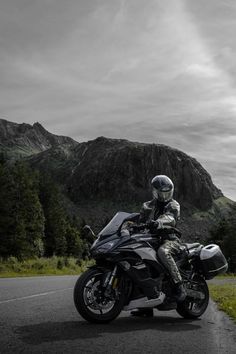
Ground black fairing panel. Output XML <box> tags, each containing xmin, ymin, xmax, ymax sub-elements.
<box><xmin>98</xmin><ymin>212</ymin><xmax>133</xmax><ymax>238</ymax></box>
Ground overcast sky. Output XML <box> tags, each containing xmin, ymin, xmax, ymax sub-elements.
<box><xmin>0</xmin><ymin>0</ymin><xmax>236</xmax><ymax>200</ymax></box>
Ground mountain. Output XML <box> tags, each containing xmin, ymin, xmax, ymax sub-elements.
<box><xmin>28</xmin><ymin>135</ymin><xmax>222</xmax><ymax>206</ymax></box>
<box><xmin>1</xmin><ymin>119</ymin><xmax>234</xmax><ymax>240</ymax></box>
<box><xmin>0</xmin><ymin>118</ymin><xmax>77</xmax><ymax>158</ymax></box>
<box><xmin>27</xmin><ymin>136</ymin><xmax>233</xmax><ymax>241</ymax></box>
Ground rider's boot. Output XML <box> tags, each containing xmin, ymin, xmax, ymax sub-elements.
<box><xmin>130</xmin><ymin>308</ymin><xmax>154</xmax><ymax>317</ymax></box>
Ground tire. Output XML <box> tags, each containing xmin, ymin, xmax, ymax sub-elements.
<box><xmin>73</xmin><ymin>268</ymin><xmax>126</xmax><ymax>323</ymax></box>
<box><xmin>176</xmin><ymin>275</ymin><xmax>209</xmax><ymax>319</ymax></box>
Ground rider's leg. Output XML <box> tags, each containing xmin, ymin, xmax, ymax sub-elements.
<box><xmin>131</xmin><ymin>240</ymin><xmax>186</xmax><ymax>317</ymax></box>
<box><xmin>157</xmin><ymin>240</ymin><xmax>186</xmax><ymax>302</ymax></box>
<box><xmin>157</xmin><ymin>240</ymin><xmax>182</xmax><ymax>284</ymax></box>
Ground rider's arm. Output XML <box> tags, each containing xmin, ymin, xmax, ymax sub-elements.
<box><xmin>155</xmin><ymin>200</ymin><xmax>180</xmax><ymax>228</ymax></box>
<box><xmin>139</xmin><ymin>199</ymin><xmax>155</xmax><ymax>223</ymax></box>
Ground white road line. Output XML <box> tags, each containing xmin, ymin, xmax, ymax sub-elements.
<box><xmin>0</xmin><ymin>287</ymin><xmax>73</xmax><ymax>304</ymax></box>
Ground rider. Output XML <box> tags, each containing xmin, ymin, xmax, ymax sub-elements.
<box><xmin>131</xmin><ymin>174</ymin><xmax>187</xmax><ymax>317</ymax></box>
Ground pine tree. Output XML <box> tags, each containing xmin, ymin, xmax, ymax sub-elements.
<box><xmin>0</xmin><ymin>163</ymin><xmax>17</xmax><ymax>257</ymax></box>
<box><xmin>39</xmin><ymin>173</ymin><xmax>68</xmax><ymax>256</ymax></box>
<box><xmin>12</xmin><ymin>162</ymin><xmax>45</xmax><ymax>258</ymax></box>
<box><xmin>65</xmin><ymin>224</ymin><xmax>84</xmax><ymax>258</ymax></box>
<box><xmin>0</xmin><ymin>162</ymin><xmax>45</xmax><ymax>259</ymax></box>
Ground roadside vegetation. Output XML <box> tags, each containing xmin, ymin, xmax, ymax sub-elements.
<box><xmin>209</xmin><ymin>283</ymin><xmax>236</xmax><ymax>323</ymax></box>
<box><xmin>0</xmin><ymin>159</ymin><xmax>96</xmax><ymax>277</ymax></box>
<box><xmin>208</xmin><ymin>203</ymin><xmax>236</xmax><ymax>273</ymax></box>
<box><xmin>0</xmin><ymin>256</ymin><xmax>93</xmax><ymax>277</ymax></box>
<box><xmin>208</xmin><ymin>212</ymin><xmax>236</xmax><ymax>321</ymax></box>
<box><xmin>216</xmin><ymin>273</ymin><xmax>236</xmax><ymax>278</ymax></box>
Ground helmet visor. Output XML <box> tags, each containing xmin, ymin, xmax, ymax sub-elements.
<box><xmin>153</xmin><ymin>188</ymin><xmax>173</xmax><ymax>202</ymax></box>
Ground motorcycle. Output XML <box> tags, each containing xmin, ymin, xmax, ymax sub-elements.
<box><xmin>74</xmin><ymin>211</ymin><xmax>228</xmax><ymax>323</ymax></box>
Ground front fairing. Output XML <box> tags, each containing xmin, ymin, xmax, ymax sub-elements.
<box><xmin>90</xmin><ymin>233</ymin><xmax>119</xmax><ymax>252</ymax></box>
<box><xmin>98</xmin><ymin>211</ymin><xmax>134</xmax><ymax>239</ymax></box>
<box><xmin>90</xmin><ymin>211</ymin><xmax>138</xmax><ymax>254</ymax></box>
<box><xmin>90</xmin><ymin>233</ymin><xmax>132</xmax><ymax>258</ymax></box>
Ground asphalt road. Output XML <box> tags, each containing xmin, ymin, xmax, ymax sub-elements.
<box><xmin>0</xmin><ymin>276</ymin><xmax>236</xmax><ymax>354</ymax></box>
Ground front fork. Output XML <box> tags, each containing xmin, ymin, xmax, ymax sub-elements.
<box><xmin>102</xmin><ymin>265</ymin><xmax>118</xmax><ymax>298</ymax></box>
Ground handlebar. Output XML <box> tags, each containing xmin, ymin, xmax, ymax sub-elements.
<box><xmin>130</xmin><ymin>223</ymin><xmax>149</xmax><ymax>232</ymax></box>
<box><xmin>130</xmin><ymin>223</ymin><xmax>182</xmax><ymax>237</ymax></box>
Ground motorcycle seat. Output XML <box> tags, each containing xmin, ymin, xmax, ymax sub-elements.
<box><xmin>184</xmin><ymin>243</ymin><xmax>201</xmax><ymax>250</ymax></box>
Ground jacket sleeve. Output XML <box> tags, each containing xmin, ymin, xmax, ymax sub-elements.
<box><xmin>156</xmin><ymin>200</ymin><xmax>180</xmax><ymax>228</ymax></box>
<box><xmin>139</xmin><ymin>199</ymin><xmax>155</xmax><ymax>223</ymax></box>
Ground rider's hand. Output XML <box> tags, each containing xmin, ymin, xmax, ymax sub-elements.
<box><xmin>147</xmin><ymin>220</ymin><xmax>159</xmax><ymax>229</ymax></box>
<box><xmin>129</xmin><ymin>224</ymin><xmax>140</xmax><ymax>233</ymax></box>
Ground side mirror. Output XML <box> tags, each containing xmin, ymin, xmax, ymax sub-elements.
<box><xmin>83</xmin><ymin>225</ymin><xmax>96</xmax><ymax>237</ymax></box>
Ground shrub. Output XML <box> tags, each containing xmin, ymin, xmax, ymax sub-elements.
<box><xmin>57</xmin><ymin>259</ymin><xmax>64</xmax><ymax>270</ymax></box>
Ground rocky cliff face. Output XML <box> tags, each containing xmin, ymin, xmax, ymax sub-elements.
<box><xmin>0</xmin><ymin>118</ymin><xmax>76</xmax><ymax>158</ymax></box>
<box><xmin>66</xmin><ymin>137</ymin><xmax>222</xmax><ymax>211</ymax></box>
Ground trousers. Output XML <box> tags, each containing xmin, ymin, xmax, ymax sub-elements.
<box><xmin>157</xmin><ymin>239</ymin><xmax>182</xmax><ymax>284</ymax></box>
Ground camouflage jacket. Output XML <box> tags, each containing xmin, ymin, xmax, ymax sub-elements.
<box><xmin>139</xmin><ymin>198</ymin><xmax>180</xmax><ymax>229</ymax></box>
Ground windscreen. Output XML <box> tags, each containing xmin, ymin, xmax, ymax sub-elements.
<box><xmin>98</xmin><ymin>212</ymin><xmax>132</xmax><ymax>237</ymax></box>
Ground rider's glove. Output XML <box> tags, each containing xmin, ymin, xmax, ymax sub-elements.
<box><xmin>147</xmin><ymin>220</ymin><xmax>159</xmax><ymax>229</ymax></box>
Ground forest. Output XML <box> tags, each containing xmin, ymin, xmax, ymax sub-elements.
<box><xmin>0</xmin><ymin>157</ymin><xmax>90</xmax><ymax>261</ymax></box>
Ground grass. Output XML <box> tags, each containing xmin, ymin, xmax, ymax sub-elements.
<box><xmin>192</xmin><ymin>196</ymin><xmax>235</xmax><ymax>220</ymax></box>
<box><xmin>216</xmin><ymin>273</ymin><xmax>236</xmax><ymax>278</ymax></box>
<box><xmin>209</xmin><ymin>283</ymin><xmax>236</xmax><ymax>322</ymax></box>
<box><xmin>0</xmin><ymin>256</ymin><xmax>93</xmax><ymax>277</ymax></box>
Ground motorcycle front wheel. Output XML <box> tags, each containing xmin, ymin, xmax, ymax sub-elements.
<box><xmin>176</xmin><ymin>275</ymin><xmax>209</xmax><ymax>319</ymax></box>
<box><xmin>74</xmin><ymin>268</ymin><xmax>125</xmax><ymax>323</ymax></box>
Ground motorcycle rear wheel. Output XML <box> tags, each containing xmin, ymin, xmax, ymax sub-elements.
<box><xmin>176</xmin><ymin>275</ymin><xmax>209</xmax><ymax>319</ymax></box>
<box><xmin>74</xmin><ymin>268</ymin><xmax>125</xmax><ymax>323</ymax></box>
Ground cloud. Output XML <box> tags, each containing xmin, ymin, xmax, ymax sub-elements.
<box><xmin>186</xmin><ymin>63</ymin><xmax>220</xmax><ymax>78</ymax></box>
<box><xmin>0</xmin><ymin>0</ymin><xmax>236</xmax><ymax>199</ymax></box>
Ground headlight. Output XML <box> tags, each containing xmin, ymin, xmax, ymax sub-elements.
<box><xmin>95</xmin><ymin>239</ymin><xmax>119</xmax><ymax>253</ymax></box>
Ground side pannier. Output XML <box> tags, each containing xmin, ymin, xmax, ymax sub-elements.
<box><xmin>200</xmin><ymin>244</ymin><xmax>228</xmax><ymax>279</ymax></box>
